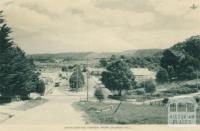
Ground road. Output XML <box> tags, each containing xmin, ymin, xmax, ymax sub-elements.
<box><xmin>0</xmin><ymin>71</ymin><xmax>103</xmax><ymax>125</ymax></box>
<box><xmin>1</xmin><ymin>88</ymin><xmax>85</xmax><ymax>125</ymax></box>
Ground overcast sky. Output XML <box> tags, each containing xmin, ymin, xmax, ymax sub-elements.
<box><xmin>0</xmin><ymin>0</ymin><xmax>200</xmax><ymax>54</ymax></box>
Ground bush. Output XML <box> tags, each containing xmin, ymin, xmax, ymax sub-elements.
<box><xmin>108</xmin><ymin>95</ymin><xmax>126</xmax><ymax>101</ymax></box>
<box><xmin>156</xmin><ymin>68</ymin><xmax>169</xmax><ymax>84</ymax></box>
<box><xmin>136</xmin><ymin>88</ymin><xmax>145</xmax><ymax>95</ymax></box>
<box><xmin>61</xmin><ymin>66</ymin><xmax>68</xmax><ymax>72</ymax></box>
<box><xmin>94</xmin><ymin>88</ymin><xmax>105</xmax><ymax>102</ymax></box>
<box><xmin>0</xmin><ymin>96</ymin><xmax>11</xmax><ymax>104</ymax></box>
<box><xmin>144</xmin><ymin>81</ymin><xmax>156</xmax><ymax>95</ymax></box>
<box><xmin>164</xmin><ymin>86</ymin><xmax>198</xmax><ymax>95</ymax></box>
<box><xmin>162</xmin><ymin>98</ymin><xmax>169</xmax><ymax>104</ymax></box>
<box><xmin>194</xmin><ymin>96</ymin><xmax>200</xmax><ymax>103</ymax></box>
<box><xmin>36</xmin><ymin>80</ymin><xmax>46</xmax><ymax>96</ymax></box>
<box><xmin>184</xmin><ymin>84</ymin><xmax>198</xmax><ymax>89</ymax></box>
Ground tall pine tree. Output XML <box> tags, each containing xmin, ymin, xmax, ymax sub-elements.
<box><xmin>0</xmin><ymin>11</ymin><xmax>45</xmax><ymax>102</ymax></box>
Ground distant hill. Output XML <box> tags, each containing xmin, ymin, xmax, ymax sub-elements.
<box><xmin>121</xmin><ymin>49</ymin><xmax>163</xmax><ymax>58</ymax></box>
<box><xmin>27</xmin><ymin>49</ymin><xmax>163</xmax><ymax>61</ymax></box>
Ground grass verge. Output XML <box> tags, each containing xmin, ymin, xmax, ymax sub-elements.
<box><xmin>14</xmin><ymin>98</ymin><xmax>48</xmax><ymax>111</ymax></box>
<box><xmin>75</xmin><ymin>101</ymin><xmax>168</xmax><ymax>124</ymax></box>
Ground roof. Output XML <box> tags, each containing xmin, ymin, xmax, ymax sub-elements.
<box><xmin>131</xmin><ymin>68</ymin><xmax>156</xmax><ymax>76</ymax></box>
<box><xmin>167</xmin><ymin>96</ymin><xmax>198</xmax><ymax>107</ymax></box>
<box><xmin>88</xmin><ymin>67</ymin><xmax>106</xmax><ymax>72</ymax></box>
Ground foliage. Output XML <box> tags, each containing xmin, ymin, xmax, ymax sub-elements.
<box><xmin>160</xmin><ymin>35</ymin><xmax>200</xmax><ymax>81</ymax></box>
<box><xmin>99</xmin><ymin>58</ymin><xmax>108</xmax><ymax>67</ymax></box>
<box><xmin>163</xmin><ymin>86</ymin><xmax>198</xmax><ymax>95</ymax></box>
<box><xmin>0</xmin><ymin>11</ymin><xmax>44</xmax><ymax>101</ymax></box>
<box><xmin>35</xmin><ymin>80</ymin><xmax>46</xmax><ymax>96</ymax></box>
<box><xmin>99</xmin><ymin>54</ymin><xmax>161</xmax><ymax>71</ymax></box>
<box><xmin>82</xmin><ymin>65</ymin><xmax>87</xmax><ymax>72</ymax></box>
<box><xmin>101</xmin><ymin>60</ymin><xmax>136</xmax><ymax>96</ymax></box>
<box><xmin>69</xmin><ymin>65</ymin><xmax>85</xmax><ymax>90</ymax></box>
<box><xmin>94</xmin><ymin>88</ymin><xmax>105</xmax><ymax>102</ymax></box>
<box><xmin>144</xmin><ymin>81</ymin><xmax>156</xmax><ymax>95</ymax></box>
<box><xmin>135</xmin><ymin>88</ymin><xmax>145</xmax><ymax>95</ymax></box>
<box><xmin>162</xmin><ymin>98</ymin><xmax>169</xmax><ymax>104</ymax></box>
<box><xmin>194</xmin><ymin>96</ymin><xmax>200</xmax><ymax>103</ymax></box>
<box><xmin>156</xmin><ymin>68</ymin><xmax>169</xmax><ymax>84</ymax></box>
<box><xmin>61</xmin><ymin>66</ymin><xmax>68</xmax><ymax>72</ymax></box>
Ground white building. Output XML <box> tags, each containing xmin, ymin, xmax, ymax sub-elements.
<box><xmin>87</xmin><ymin>67</ymin><xmax>106</xmax><ymax>76</ymax></box>
<box><xmin>131</xmin><ymin>68</ymin><xmax>156</xmax><ymax>83</ymax></box>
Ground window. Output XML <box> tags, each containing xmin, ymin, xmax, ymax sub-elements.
<box><xmin>177</xmin><ymin>103</ymin><xmax>186</xmax><ymax>112</ymax></box>
<box><xmin>170</xmin><ymin>103</ymin><xmax>176</xmax><ymax>112</ymax></box>
<box><xmin>187</xmin><ymin>103</ymin><xmax>195</xmax><ymax>112</ymax></box>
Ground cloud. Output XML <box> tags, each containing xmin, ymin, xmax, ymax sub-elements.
<box><xmin>19</xmin><ymin>3</ymin><xmax>57</xmax><ymax>18</ymax></box>
<box><xmin>95</xmin><ymin>0</ymin><xmax>155</xmax><ymax>13</ymax></box>
<box><xmin>0</xmin><ymin>0</ymin><xmax>200</xmax><ymax>54</ymax></box>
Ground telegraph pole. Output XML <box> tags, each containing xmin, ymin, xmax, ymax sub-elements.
<box><xmin>86</xmin><ymin>59</ymin><xmax>89</xmax><ymax>102</ymax></box>
<box><xmin>76</xmin><ymin>65</ymin><xmax>78</xmax><ymax>92</ymax></box>
<box><xmin>197</xmin><ymin>70</ymin><xmax>199</xmax><ymax>89</ymax></box>
<box><xmin>143</xmin><ymin>77</ymin><xmax>145</xmax><ymax>105</ymax></box>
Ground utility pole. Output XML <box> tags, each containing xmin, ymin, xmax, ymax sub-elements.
<box><xmin>76</xmin><ymin>65</ymin><xmax>78</xmax><ymax>92</ymax></box>
<box><xmin>86</xmin><ymin>59</ymin><xmax>89</xmax><ymax>102</ymax></box>
<box><xmin>197</xmin><ymin>70</ymin><xmax>199</xmax><ymax>89</ymax></box>
<box><xmin>143</xmin><ymin>77</ymin><xmax>145</xmax><ymax>105</ymax></box>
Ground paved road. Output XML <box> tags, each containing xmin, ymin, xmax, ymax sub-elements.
<box><xmin>2</xmin><ymin>89</ymin><xmax>85</xmax><ymax>125</ymax></box>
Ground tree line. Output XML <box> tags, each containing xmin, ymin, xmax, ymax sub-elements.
<box><xmin>160</xmin><ymin>35</ymin><xmax>200</xmax><ymax>81</ymax></box>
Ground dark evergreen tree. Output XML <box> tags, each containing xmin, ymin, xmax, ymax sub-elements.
<box><xmin>0</xmin><ymin>11</ymin><xmax>45</xmax><ymax>101</ymax></box>
<box><xmin>69</xmin><ymin>65</ymin><xmax>85</xmax><ymax>90</ymax></box>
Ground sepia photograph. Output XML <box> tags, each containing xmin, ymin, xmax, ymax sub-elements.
<box><xmin>0</xmin><ymin>0</ymin><xmax>200</xmax><ymax>130</ymax></box>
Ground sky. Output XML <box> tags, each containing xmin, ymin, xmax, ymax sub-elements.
<box><xmin>0</xmin><ymin>0</ymin><xmax>200</xmax><ymax>54</ymax></box>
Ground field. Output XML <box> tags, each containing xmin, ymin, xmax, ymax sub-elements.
<box><xmin>75</xmin><ymin>101</ymin><xmax>168</xmax><ymax>124</ymax></box>
<box><xmin>75</xmin><ymin>101</ymin><xmax>200</xmax><ymax>124</ymax></box>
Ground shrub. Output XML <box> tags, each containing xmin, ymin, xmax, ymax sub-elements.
<box><xmin>136</xmin><ymin>88</ymin><xmax>145</xmax><ymax>95</ymax></box>
<box><xmin>184</xmin><ymin>84</ymin><xmax>198</xmax><ymax>89</ymax></box>
<box><xmin>108</xmin><ymin>95</ymin><xmax>126</xmax><ymax>101</ymax></box>
<box><xmin>144</xmin><ymin>81</ymin><xmax>156</xmax><ymax>95</ymax></box>
<box><xmin>0</xmin><ymin>96</ymin><xmax>11</xmax><ymax>104</ymax></box>
<box><xmin>36</xmin><ymin>80</ymin><xmax>46</xmax><ymax>96</ymax></box>
<box><xmin>61</xmin><ymin>66</ymin><xmax>68</xmax><ymax>72</ymax></box>
<box><xmin>156</xmin><ymin>68</ymin><xmax>169</xmax><ymax>84</ymax></box>
<box><xmin>164</xmin><ymin>87</ymin><xmax>198</xmax><ymax>95</ymax></box>
<box><xmin>94</xmin><ymin>88</ymin><xmax>105</xmax><ymax>102</ymax></box>
<box><xmin>162</xmin><ymin>98</ymin><xmax>169</xmax><ymax>104</ymax></box>
<box><xmin>194</xmin><ymin>96</ymin><xmax>200</xmax><ymax>103</ymax></box>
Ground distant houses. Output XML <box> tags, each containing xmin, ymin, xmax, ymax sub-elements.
<box><xmin>87</xmin><ymin>67</ymin><xmax>106</xmax><ymax>76</ymax></box>
<box><xmin>131</xmin><ymin>68</ymin><xmax>156</xmax><ymax>83</ymax></box>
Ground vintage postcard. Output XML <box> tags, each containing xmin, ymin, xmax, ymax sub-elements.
<box><xmin>0</xmin><ymin>0</ymin><xmax>200</xmax><ymax>131</ymax></box>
